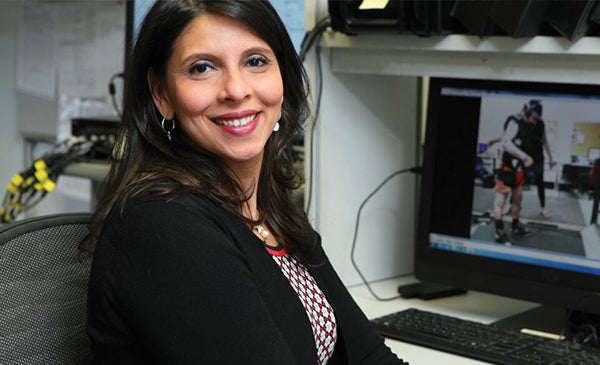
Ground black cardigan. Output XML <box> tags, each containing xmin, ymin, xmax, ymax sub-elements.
<box><xmin>87</xmin><ymin>193</ymin><xmax>407</xmax><ymax>364</ymax></box>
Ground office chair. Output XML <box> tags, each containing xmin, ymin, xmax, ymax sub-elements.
<box><xmin>0</xmin><ymin>213</ymin><xmax>93</xmax><ymax>364</ymax></box>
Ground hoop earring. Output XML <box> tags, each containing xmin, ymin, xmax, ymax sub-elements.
<box><xmin>161</xmin><ymin>117</ymin><xmax>175</xmax><ymax>142</ymax></box>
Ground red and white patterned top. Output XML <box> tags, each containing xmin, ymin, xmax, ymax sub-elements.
<box><xmin>265</xmin><ymin>245</ymin><xmax>337</xmax><ymax>365</ymax></box>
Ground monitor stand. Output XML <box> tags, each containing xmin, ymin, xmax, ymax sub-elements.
<box><xmin>397</xmin><ymin>281</ymin><xmax>468</xmax><ymax>300</ymax></box>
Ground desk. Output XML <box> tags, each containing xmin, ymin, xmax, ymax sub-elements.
<box><xmin>348</xmin><ymin>276</ymin><xmax>540</xmax><ymax>364</ymax></box>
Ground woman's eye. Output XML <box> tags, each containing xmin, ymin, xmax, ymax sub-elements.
<box><xmin>189</xmin><ymin>61</ymin><xmax>215</xmax><ymax>74</ymax></box>
<box><xmin>246</xmin><ymin>55</ymin><xmax>269</xmax><ymax>68</ymax></box>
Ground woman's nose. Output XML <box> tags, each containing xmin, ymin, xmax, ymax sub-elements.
<box><xmin>219</xmin><ymin>69</ymin><xmax>251</xmax><ymax>102</ymax></box>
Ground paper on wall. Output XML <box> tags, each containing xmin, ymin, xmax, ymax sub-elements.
<box><xmin>17</xmin><ymin>3</ymin><xmax>56</xmax><ymax>99</ymax></box>
<box><xmin>359</xmin><ymin>0</ymin><xmax>390</xmax><ymax>10</ymax></box>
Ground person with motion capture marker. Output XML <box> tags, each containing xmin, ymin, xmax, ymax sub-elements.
<box><xmin>522</xmin><ymin>100</ymin><xmax>555</xmax><ymax>219</ymax></box>
<box><xmin>493</xmin><ymin>101</ymin><xmax>542</xmax><ymax>244</ymax></box>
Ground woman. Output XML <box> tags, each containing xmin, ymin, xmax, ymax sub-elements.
<box><xmin>86</xmin><ymin>1</ymin><xmax>408</xmax><ymax>364</ymax></box>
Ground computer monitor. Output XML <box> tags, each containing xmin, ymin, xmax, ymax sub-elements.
<box><xmin>124</xmin><ymin>0</ymin><xmax>154</xmax><ymax>64</ymax></box>
<box><xmin>416</xmin><ymin>76</ymin><xmax>600</xmax><ymax>338</ymax></box>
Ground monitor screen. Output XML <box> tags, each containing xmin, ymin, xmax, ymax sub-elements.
<box><xmin>416</xmin><ymin>77</ymin><xmax>600</xmax><ymax>335</ymax></box>
<box><xmin>124</xmin><ymin>0</ymin><xmax>154</xmax><ymax>64</ymax></box>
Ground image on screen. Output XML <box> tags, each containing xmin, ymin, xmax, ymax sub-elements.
<box><xmin>428</xmin><ymin>84</ymin><xmax>600</xmax><ymax>277</ymax></box>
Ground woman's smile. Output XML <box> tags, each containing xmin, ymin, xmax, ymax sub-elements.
<box><xmin>212</xmin><ymin>110</ymin><xmax>260</xmax><ymax>136</ymax></box>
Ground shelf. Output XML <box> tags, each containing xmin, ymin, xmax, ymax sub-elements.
<box><xmin>63</xmin><ymin>162</ymin><xmax>109</xmax><ymax>182</ymax></box>
<box><xmin>321</xmin><ymin>31</ymin><xmax>600</xmax><ymax>84</ymax></box>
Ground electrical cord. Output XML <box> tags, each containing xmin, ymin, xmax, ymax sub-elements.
<box><xmin>350</xmin><ymin>166</ymin><xmax>422</xmax><ymax>301</ymax></box>
<box><xmin>303</xmin><ymin>43</ymin><xmax>323</xmax><ymax>215</ymax></box>
<box><xmin>0</xmin><ymin>136</ymin><xmax>100</xmax><ymax>224</ymax></box>
<box><xmin>299</xmin><ymin>16</ymin><xmax>331</xmax><ymax>62</ymax></box>
<box><xmin>108</xmin><ymin>72</ymin><xmax>125</xmax><ymax>118</ymax></box>
<box><xmin>564</xmin><ymin>293</ymin><xmax>600</xmax><ymax>347</ymax></box>
<box><xmin>300</xmin><ymin>16</ymin><xmax>331</xmax><ymax>214</ymax></box>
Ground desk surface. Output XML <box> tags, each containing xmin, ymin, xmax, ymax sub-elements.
<box><xmin>348</xmin><ymin>276</ymin><xmax>540</xmax><ymax>365</ymax></box>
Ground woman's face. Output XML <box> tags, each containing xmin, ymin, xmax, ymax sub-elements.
<box><xmin>150</xmin><ymin>13</ymin><xmax>284</xmax><ymax>168</ymax></box>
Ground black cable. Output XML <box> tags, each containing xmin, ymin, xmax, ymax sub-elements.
<box><xmin>303</xmin><ymin>41</ymin><xmax>323</xmax><ymax>215</ymax></box>
<box><xmin>564</xmin><ymin>292</ymin><xmax>600</xmax><ymax>347</ymax></box>
<box><xmin>301</xmin><ymin>17</ymin><xmax>330</xmax><ymax>214</ymax></box>
<box><xmin>300</xmin><ymin>16</ymin><xmax>331</xmax><ymax>62</ymax></box>
<box><xmin>108</xmin><ymin>72</ymin><xmax>125</xmax><ymax>118</ymax></box>
<box><xmin>350</xmin><ymin>166</ymin><xmax>422</xmax><ymax>301</ymax></box>
<box><xmin>1</xmin><ymin>136</ymin><xmax>99</xmax><ymax>223</ymax></box>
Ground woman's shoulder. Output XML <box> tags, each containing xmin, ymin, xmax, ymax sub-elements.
<box><xmin>98</xmin><ymin>192</ymin><xmax>247</xmax><ymax>258</ymax></box>
<box><xmin>126</xmin><ymin>192</ymin><xmax>226</xmax><ymax>220</ymax></box>
<box><xmin>103</xmin><ymin>192</ymin><xmax>238</xmax><ymax>239</ymax></box>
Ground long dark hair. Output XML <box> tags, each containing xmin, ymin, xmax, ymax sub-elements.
<box><xmin>88</xmin><ymin>0</ymin><xmax>316</xmax><ymax>262</ymax></box>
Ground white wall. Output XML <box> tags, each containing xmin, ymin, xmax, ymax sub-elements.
<box><xmin>305</xmin><ymin>50</ymin><xmax>419</xmax><ymax>286</ymax></box>
<box><xmin>0</xmin><ymin>2</ymin><xmax>87</xmax><ymax>222</ymax></box>
<box><xmin>305</xmin><ymin>1</ymin><xmax>419</xmax><ymax>286</ymax></box>
<box><xmin>0</xmin><ymin>1</ymin><xmax>125</xmax><ymax>222</ymax></box>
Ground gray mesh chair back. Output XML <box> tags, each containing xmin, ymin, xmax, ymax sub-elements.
<box><xmin>0</xmin><ymin>213</ymin><xmax>93</xmax><ymax>364</ymax></box>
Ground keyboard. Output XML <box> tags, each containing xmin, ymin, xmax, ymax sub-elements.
<box><xmin>370</xmin><ymin>308</ymin><xmax>600</xmax><ymax>365</ymax></box>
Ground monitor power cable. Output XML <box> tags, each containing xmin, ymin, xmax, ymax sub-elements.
<box><xmin>350</xmin><ymin>166</ymin><xmax>422</xmax><ymax>302</ymax></box>
<box><xmin>565</xmin><ymin>292</ymin><xmax>600</xmax><ymax>347</ymax></box>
